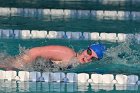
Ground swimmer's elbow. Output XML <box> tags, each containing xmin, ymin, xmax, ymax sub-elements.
<box><xmin>28</xmin><ymin>48</ymin><xmax>42</xmax><ymax>60</ymax></box>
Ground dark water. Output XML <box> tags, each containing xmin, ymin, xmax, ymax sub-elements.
<box><xmin>0</xmin><ymin>0</ymin><xmax>140</xmax><ymax>11</ymax></box>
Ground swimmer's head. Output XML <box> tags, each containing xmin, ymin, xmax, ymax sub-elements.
<box><xmin>78</xmin><ymin>43</ymin><xmax>106</xmax><ymax>63</ymax></box>
<box><xmin>89</xmin><ymin>43</ymin><xmax>106</xmax><ymax>60</ymax></box>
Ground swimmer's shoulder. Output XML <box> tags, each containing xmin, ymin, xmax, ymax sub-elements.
<box><xmin>42</xmin><ymin>45</ymin><xmax>76</xmax><ymax>53</ymax></box>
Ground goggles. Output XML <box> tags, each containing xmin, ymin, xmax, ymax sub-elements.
<box><xmin>87</xmin><ymin>48</ymin><xmax>98</xmax><ymax>61</ymax></box>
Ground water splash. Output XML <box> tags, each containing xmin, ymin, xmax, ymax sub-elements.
<box><xmin>70</xmin><ymin>41</ymin><xmax>140</xmax><ymax>75</ymax></box>
<box><xmin>104</xmin><ymin>42</ymin><xmax>140</xmax><ymax>65</ymax></box>
<box><xmin>24</xmin><ymin>56</ymin><xmax>80</xmax><ymax>72</ymax></box>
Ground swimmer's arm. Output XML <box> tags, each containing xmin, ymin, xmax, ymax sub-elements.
<box><xmin>12</xmin><ymin>54</ymin><xmax>34</xmax><ymax>69</ymax></box>
<box><xmin>12</xmin><ymin>47</ymin><xmax>43</xmax><ymax>69</ymax></box>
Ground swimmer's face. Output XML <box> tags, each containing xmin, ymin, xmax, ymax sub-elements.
<box><xmin>79</xmin><ymin>48</ymin><xmax>98</xmax><ymax>63</ymax></box>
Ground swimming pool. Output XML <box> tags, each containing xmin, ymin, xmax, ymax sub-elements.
<box><xmin>0</xmin><ymin>0</ymin><xmax>140</xmax><ymax>93</ymax></box>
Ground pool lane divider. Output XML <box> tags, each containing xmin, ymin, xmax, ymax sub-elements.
<box><xmin>0</xmin><ymin>70</ymin><xmax>139</xmax><ymax>85</ymax></box>
<box><xmin>0</xmin><ymin>29</ymin><xmax>139</xmax><ymax>43</ymax></box>
<box><xmin>0</xmin><ymin>7</ymin><xmax>139</xmax><ymax>21</ymax></box>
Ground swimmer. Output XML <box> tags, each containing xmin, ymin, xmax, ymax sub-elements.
<box><xmin>0</xmin><ymin>43</ymin><xmax>106</xmax><ymax>70</ymax></box>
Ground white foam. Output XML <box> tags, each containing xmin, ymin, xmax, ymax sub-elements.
<box><xmin>77</xmin><ymin>73</ymin><xmax>89</xmax><ymax>83</ymax></box>
<box><xmin>127</xmin><ymin>75</ymin><xmax>138</xmax><ymax>84</ymax></box>
<box><xmin>42</xmin><ymin>72</ymin><xmax>50</xmax><ymax>82</ymax></box>
<box><xmin>21</xmin><ymin>30</ymin><xmax>31</xmax><ymax>39</ymax></box>
<box><xmin>29</xmin><ymin>72</ymin><xmax>41</xmax><ymax>82</ymax></box>
<box><xmin>102</xmin><ymin>74</ymin><xmax>114</xmax><ymax>84</ymax></box>
<box><xmin>18</xmin><ymin>71</ymin><xmax>29</xmax><ymax>81</ymax></box>
<box><xmin>116</xmin><ymin>74</ymin><xmax>127</xmax><ymax>84</ymax></box>
<box><xmin>67</xmin><ymin>73</ymin><xmax>77</xmax><ymax>82</ymax></box>
<box><xmin>91</xmin><ymin>74</ymin><xmax>103</xmax><ymax>84</ymax></box>
<box><xmin>50</xmin><ymin>72</ymin><xmax>65</xmax><ymax>82</ymax></box>
<box><xmin>0</xmin><ymin>70</ymin><xmax>5</xmax><ymax>79</ymax></box>
<box><xmin>5</xmin><ymin>71</ymin><xmax>16</xmax><ymax>81</ymax></box>
<box><xmin>90</xmin><ymin>32</ymin><xmax>100</xmax><ymax>40</ymax></box>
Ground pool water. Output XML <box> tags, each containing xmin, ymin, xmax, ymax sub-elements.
<box><xmin>0</xmin><ymin>0</ymin><xmax>140</xmax><ymax>93</ymax></box>
<box><xmin>0</xmin><ymin>81</ymin><xmax>140</xmax><ymax>93</ymax></box>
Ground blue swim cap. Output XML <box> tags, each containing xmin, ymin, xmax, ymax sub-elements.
<box><xmin>89</xmin><ymin>43</ymin><xmax>106</xmax><ymax>59</ymax></box>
